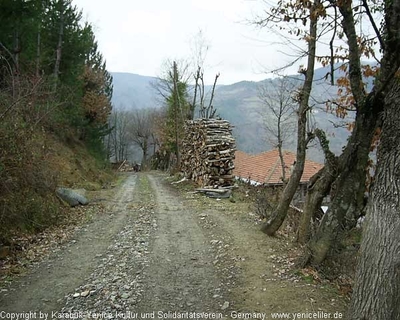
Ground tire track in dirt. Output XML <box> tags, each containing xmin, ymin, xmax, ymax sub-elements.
<box><xmin>136</xmin><ymin>173</ymin><xmax>225</xmax><ymax>314</ymax></box>
<box><xmin>0</xmin><ymin>174</ymin><xmax>138</xmax><ymax>312</ymax></box>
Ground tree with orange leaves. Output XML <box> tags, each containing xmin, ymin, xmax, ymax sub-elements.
<box><xmin>79</xmin><ymin>32</ymin><xmax>113</xmax><ymax>149</ymax></box>
<box><xmin>82</xmin><ymin>64</ymin><xmax>112</xmax><ymax>125</ymax></box>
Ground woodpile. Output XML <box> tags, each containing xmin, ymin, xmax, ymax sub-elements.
<box><xmin>111</xmin><ymin>160</ymin><xmax>134</xmax><ymax>172</ymax></box>
<box><xmin>182</xmin><ymin>119</ymin><xmax>236</xmax><ymax>187</ymax></box>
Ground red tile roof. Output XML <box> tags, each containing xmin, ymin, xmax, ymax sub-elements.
<box><xmin>233</xmin><ymin>149</ymin><xmax>323</xmax><ymax>185</ymax></box>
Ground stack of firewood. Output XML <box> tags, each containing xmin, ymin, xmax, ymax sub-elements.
<box><xmin>181</xmin><ymin>119</ymin><xmax>236</xmax><ymax>187</ymax></box>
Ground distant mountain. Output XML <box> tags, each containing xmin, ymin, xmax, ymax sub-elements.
<box><xmin>213</xmin><ymin>76</ymin><xmax>352</xmax><ymax>163</ymax></box>
<box><xmin>111</xmin><ymin>67</ymin><xmax>355</xmax><ymax>163</ymax></box>
<box><xmin>111</xmin><ymin>72</ymin><xmax>159</xmax><ymax>109</ymax></box>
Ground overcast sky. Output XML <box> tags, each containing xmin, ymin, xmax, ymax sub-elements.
<box><xmin>73</xmin><ymin>0</ymin><xmax>302</xmax><ymax>85</ymax></box>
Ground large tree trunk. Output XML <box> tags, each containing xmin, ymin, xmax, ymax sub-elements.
<box><xmin>347</xmin><ymin>81</ymin><xmax>400</xmax><ymax>320</ymax></box>
<box><xmin>260</xmin><ymin>0</ymin><xmax>319</xmax><ymax>236</ymax></box>
<box><xmin>307</xmin><ymin>97</ymin><xmax>381</xmax><ymax>265</ymax></box>
<box><xmin>306</xmin><ymin>0</ymin><xmax>400</xmax><ymax>266</ymax></box>
<box><xmin>297</xmin><ymin>129</ymin><xmax>338</xmax><ymax>245</ymax></box>
<box><xmin>298</xmin><ymin>164</ymin><xmax>337</xmax><ymax>245</ymax></box>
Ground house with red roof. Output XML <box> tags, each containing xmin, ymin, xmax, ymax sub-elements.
<box><xmin>233</xmin><ymin>149</ymin><xmax>323</xmax><ymax>189</ymax></box>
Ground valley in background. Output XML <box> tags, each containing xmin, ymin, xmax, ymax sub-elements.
<box><xmin>111</xmin><ymin>66</ymin><xmax>354</xmax><ymax>164</ymax></box>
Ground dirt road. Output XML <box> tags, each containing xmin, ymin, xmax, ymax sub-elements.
<box><xmin>0</xmin><ymin>172</ymin><xmax>347</xmax><ymax>318</ymax></box>
<box><xmin>0</xmin><ymin>174</ymin><xmax>139</xmax><ymax>313</ymax></box>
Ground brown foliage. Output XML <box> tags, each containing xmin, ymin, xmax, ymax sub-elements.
<box><xmin>81</xmin><ymin>66</ymin><xmax>112</xmax><ymax>125</ymax></box>
<box><xmin>0</xmin><ymin>114</ymin><xmax>60</xmax><ymax>243</ymax></box>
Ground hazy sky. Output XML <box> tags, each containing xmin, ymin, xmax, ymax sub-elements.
<box><xmin>73</xmin><ymin>0</ymin><xmax>301</xmax><ymax>85</ymax></box>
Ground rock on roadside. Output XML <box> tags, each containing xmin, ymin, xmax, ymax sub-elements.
<box><xmin>56</xmin><ymin>188</ymin><xmax>89</xmax><ymax>207</ymax></box>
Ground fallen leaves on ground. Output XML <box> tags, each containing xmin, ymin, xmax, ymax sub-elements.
<box><xmin>0</xmin><ymin>203</ymin><xmax>108</xmax><ymax>283</ymax></box>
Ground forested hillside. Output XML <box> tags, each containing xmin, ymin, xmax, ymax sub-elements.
<box><xmin>0</xmin><ymin>0</ymin><xmax>113</xmax><ymax>243</ymax></box>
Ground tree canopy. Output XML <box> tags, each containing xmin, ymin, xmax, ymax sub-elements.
<box><xmin>0</xmin><ymin>0</ymin><xmax>113</xmax><ymax>139</ymax></box>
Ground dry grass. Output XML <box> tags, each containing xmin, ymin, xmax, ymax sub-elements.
<box><xmin>0</xmin><ymin>114</ymin><xmax>114</xmax><ymax>245</ymax></box>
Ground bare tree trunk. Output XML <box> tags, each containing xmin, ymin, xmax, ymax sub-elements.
<box><xmin>119</xmin><ymin>144</ymin><xmax>123</xmax><ymax>163</ymax></box>
<box><xmin>113</xmin><ymin>137</ymin><xmax>118</xmax><ymax>162</ymax></box>
<box><xmin>297</xmin><ymin>130</ymin><xmax>338</xmax><ymax>245</ymax></box>
<box><xmin>261</xmin><ymin>0</ymin><xmax>319</xmax><ymax>236</ymax></box>
<box><xmin>13</xmin><ymin>27</ymin><xmax>20</xmax><ymax>99</ymax></box>
<box><xmin>297</xmin><ymin>167</ymin><xmax>332</xmax><ymax>245</ymax></box>
<box><xmin>190</xmin><ymin>66</ymin><xmax>201</xmax><ymax>120</ymax></box>
<box><xmin>54</xmin><ymin>0</ymin><xmax>64</xmax><ymax>87</ymax></box>
<box><xmin>13</xmin><ymin>28</ymin><xmax>20</xmax><ymax>73</ymax></box>
<box><xmin>36</xmin><ymin>27</ymin><xmax>41</xmax><ymax>78</ymax></box>
<box><xmin>347</xmin><ymin>81</ymin><xmax>400</xmax><ymax>320</ymax></box>
<box><xmin>112</xmin><ymin>115</ymin><xmax>118</xmax><ymax>162</ymax></box>
<box><xmin>206</xmin><ymin>73</ymin><xmax>220</xmax><ymax>119</ymax></box>
<box><xmin>142</xmin><ymin>139</ymin><xmax>148</xmax><ymax>170</ymax></box>
<box><xmin>0</xmin><ymin>42</ymin><xmax>17</xmax><ymax>100</ymax></box>
<box><xmin>173</xmin><ymin>61</ymin><xmax>181</xmax><ymax>170</ymax></box>
<box><xmin>151</xmin><ymin>133</ymin><xmax>157</xmax><ymax>155</ymax></box>
<box><xmin>277</xmin><ymin>125</ymin><xmax>285</xmax><ymax>183</ymax></box>
<box><xmin>106</xmin><ymin>133</ymin><xmax>111</xmax><ymax>161</ymax></box>
<box><xmin>277</xmin><ymin>148</ymin><xmax>286</xmax><ymax>183</ymax></box>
